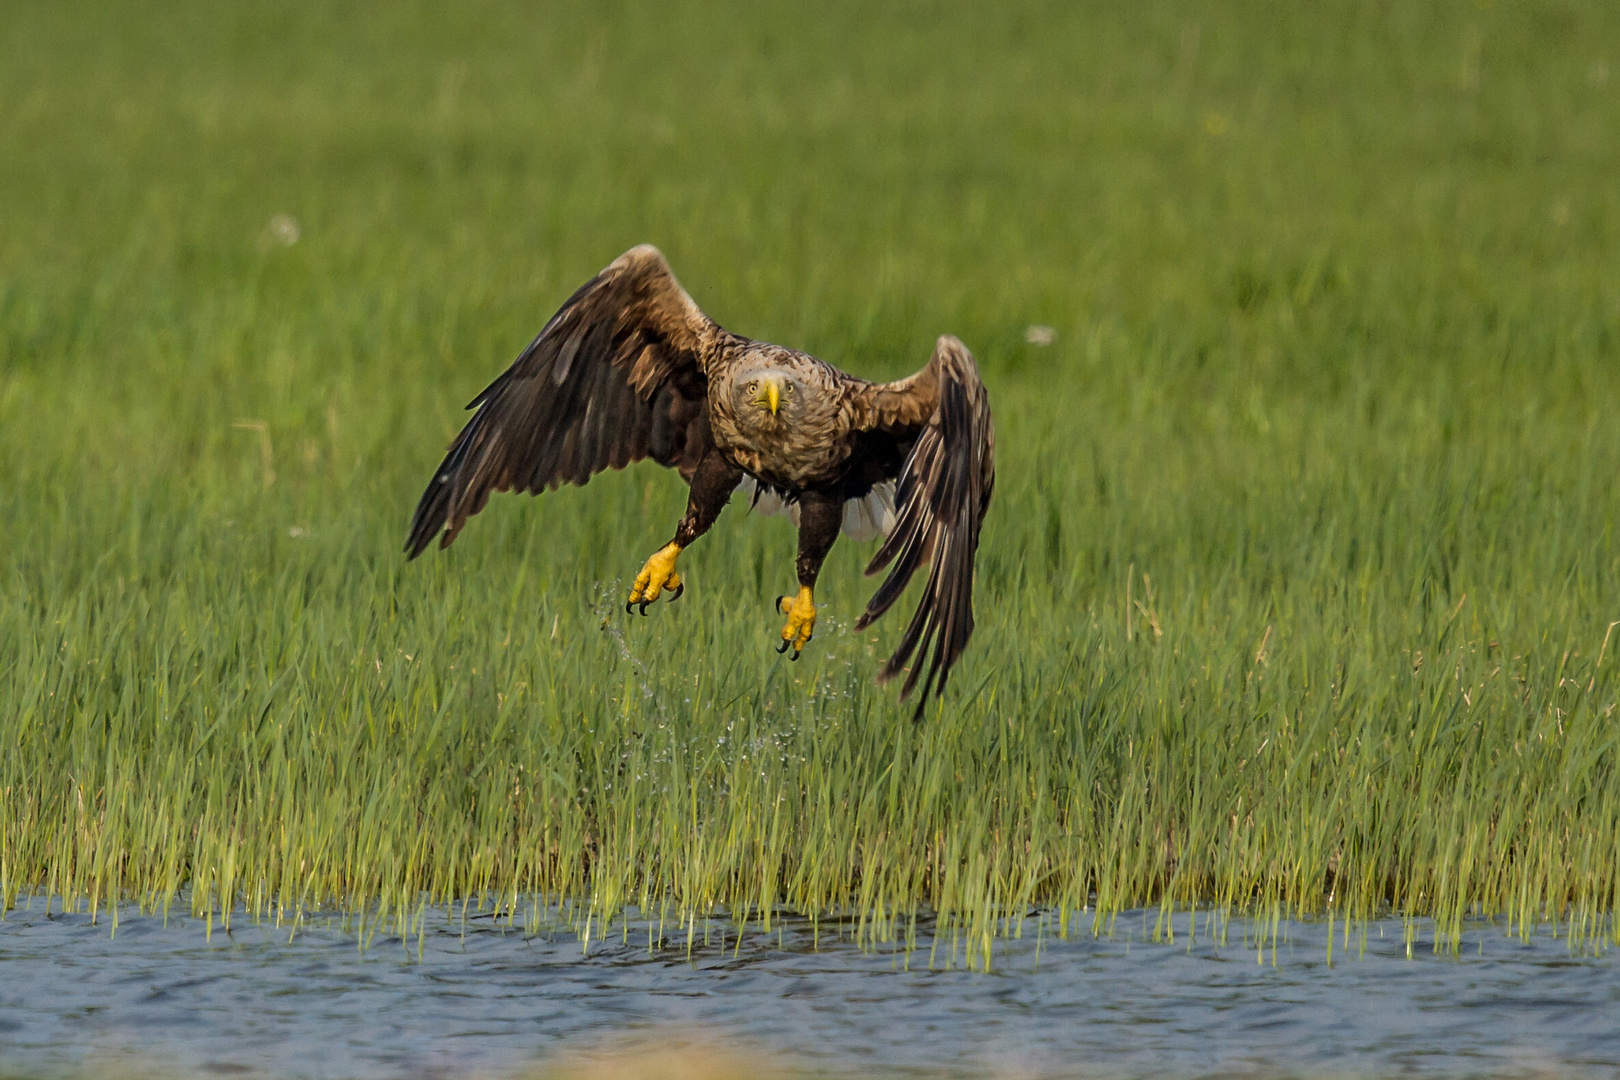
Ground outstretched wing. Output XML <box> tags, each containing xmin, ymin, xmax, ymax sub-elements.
<box><xmin>850</xmin><ymin>335</ymin><xmax>996</xmax><ymax>716</ymax></box>
<box><xmin>406</xmin><ymin>245</ymin><xmax>721</xmax><ymax>558</ymax></box>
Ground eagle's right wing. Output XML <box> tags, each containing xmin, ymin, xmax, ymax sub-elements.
<box><xmin>406</xmin><ymin>245</ymin><xmax>722</xmax><ymax>557</ymax></box>
<box><xmin>848</xmin><ymin>335</ymin><xmax>996</xmax><ymax>715</ymax></box>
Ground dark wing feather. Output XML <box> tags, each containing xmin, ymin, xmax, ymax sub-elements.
<box><xmin>406</xmin><ymin>245</ymin><xmax>719</xmax><ymax>558</ymax></box>
<box><xmin>851</xmin><ymin>336</ymin><xmax>995</xmax><ymax>717</ymax></box>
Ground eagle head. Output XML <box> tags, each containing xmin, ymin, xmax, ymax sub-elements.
<box><xmin>735</xmin><ymin>368</ymin><xmax>804</xmax><ymax>426</ymax></box>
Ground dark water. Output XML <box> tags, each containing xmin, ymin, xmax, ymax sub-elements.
<box><xmin>1</xmin><ymin>901</ymin><xmax>1617</xmax><ymax>1079</ymax></box>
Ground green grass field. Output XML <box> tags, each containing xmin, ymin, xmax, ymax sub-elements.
<box><xmin>2</xmin><ymin>0</ymin><xmax>1618</xmax><ymax>960</ymax></box>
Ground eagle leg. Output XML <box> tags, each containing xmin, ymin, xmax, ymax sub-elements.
<box><xmin>775</xmin><ymin>491</ymin><xmax>842</xmax><ymax>658</ymax></box>
<box><xmin>627</xmin><ymin>449</ymin><xmax>741</xmax><ymax>615</ymax></box>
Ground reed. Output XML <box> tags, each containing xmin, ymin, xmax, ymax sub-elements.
<box><xmin>2</xmin><ymin>0</ymin><xmax>1618</xmax><ymax>964</ymax></box>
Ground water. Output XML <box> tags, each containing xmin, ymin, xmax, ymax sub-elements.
<box><xmin>2</xmin><ymin>902</ymin><xmax>1617</xmax><ymax>1079</ymax></box>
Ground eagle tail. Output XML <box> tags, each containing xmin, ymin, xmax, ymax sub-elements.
<box><xmin>737</xmin><ymin>477</ymin><xmax>896</xmax><ymax>542</ymax></box>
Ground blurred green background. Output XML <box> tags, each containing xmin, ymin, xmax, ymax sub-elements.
<box><xmin>1</xmin><ymin>1</ymin><xmax>1617</xmax><ymax>937</ymax></box>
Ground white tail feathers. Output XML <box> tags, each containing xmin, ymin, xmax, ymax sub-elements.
<box><xmin>737</xmin><ymin>477</ymin><xmax>897</xmax><ymax>542</ymax></box>
<box><xmin>840</xmin><ymin>481</ymin><xmax>898</xmax><ymax>541</ymax></box>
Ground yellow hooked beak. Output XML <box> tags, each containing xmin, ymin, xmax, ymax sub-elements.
<box><xmin>754</xmin><ymin>379</ymin><xmax>781</xmax><ymax>416</ymax></box>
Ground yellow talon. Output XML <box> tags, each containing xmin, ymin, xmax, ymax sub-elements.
<box><xmin>627</xmin><ymin>542</ymin><xmax>683</xmax><ymax>613</ymax></box>
<box><xmin>776</xmin><ymin>585</ymin><xmax>817</xmax><ymax>657</ymax></box>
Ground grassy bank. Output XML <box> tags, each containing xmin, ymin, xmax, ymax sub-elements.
<box><xmin>2</xmin><ymin>0</ymin><xmax>1619</xmax><ymax>960</ymax></box>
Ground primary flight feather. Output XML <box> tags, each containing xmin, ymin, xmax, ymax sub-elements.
<box><xmin>406</xmin><ymin>245</ymin><xmax>995</xmax><ymax>715</ymax></box>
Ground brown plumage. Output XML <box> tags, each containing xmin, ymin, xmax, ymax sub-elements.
<box><xmin>406</xmin><ymin>245</ymin><xmax>995</xmax><ymax>716</ymax></box>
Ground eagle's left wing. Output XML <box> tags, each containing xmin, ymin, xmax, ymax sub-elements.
<box><xmin>405</xmin><ymin>245</ymin><xmax>720</xmax><ymax>558</ymax></box>
<box><xmin>847</xmin><ymin>335</ymin><xmax>995</xmax><ymax>716</ymax></box>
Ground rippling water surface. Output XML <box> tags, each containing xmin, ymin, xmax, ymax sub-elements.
<box><xmin>1</xmin><ymin>902</ymin><xmax>1616</xmax><ymax>1079</ymax></box>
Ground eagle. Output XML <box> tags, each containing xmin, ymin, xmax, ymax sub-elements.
<box><xmin>405</xmin><ymin>245</ymin><xmax>995</xmax><ymax>714</ymax></box>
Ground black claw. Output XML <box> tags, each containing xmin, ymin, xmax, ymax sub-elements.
<box><xmin>668</xmin><ymin>583</ymin><xmax>684</xmax><ymax>602</ymax></box>
<box><xmin>776</xmin><ymin>639</ymin><xmax>791</xmax><ymax>655</ymax></box>
<box><xmin>804</xmin><ymin>635</ymin><xmax>813</xmax><ymax>645</ymax></box>
<box><xmin>638</xmin><ymin>600</ymin><xmax>650</xmax><ymax>616</ymax></box>
<box><xmin>775</xmin><ymin>594</ymin><xmax>787</xmax><ymax>614</ymax></box>
<box><xmin>789</xmin><ymin>648</ymin><xmax>800</xmax><ymax>662</ymax></box>
<box><xmin>626</xmin><ymin>601</ymin><xmax>634</xmax><ymax>615</ymax></box>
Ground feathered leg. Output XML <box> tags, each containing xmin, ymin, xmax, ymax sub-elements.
<box><xmin>776</xmin><ymin>490</ymin><xmax>842</xmax><ymax>658</ymax></box>
<box><xmin>628</xmin><ymin>450</ymin><xmax>742</xmax><ymax>614</ymax></box>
